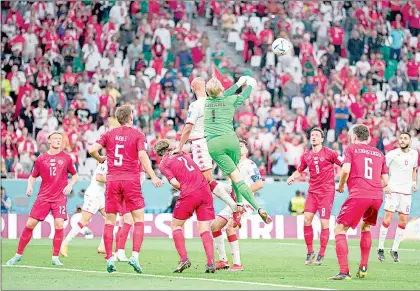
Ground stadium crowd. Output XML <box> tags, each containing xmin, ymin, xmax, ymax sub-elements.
<box><xmin>1</xmin><ymin>0</ymin><xmax>420</xmax><ymax>180</ymax></box>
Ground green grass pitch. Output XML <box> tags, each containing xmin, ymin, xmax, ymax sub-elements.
<box><xmin>1</xmin><ymin>238</ymin><xmax>419</xmax><ymax>290</ymax></box>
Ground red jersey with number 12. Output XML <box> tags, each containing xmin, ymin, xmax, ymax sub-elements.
<box><xmin>31</xmin><ymin>151</ymin><xmax>77</xmax><ymax>202</ymax></box>
<box><xmin>344</xmin><ymin>143</ymin><xmax>388</xmax><ymax>199</ymax></box>
<box><xmin>159</xmin><ymin>153</ymin><xmax>208</xmax><ymax>197</ymax></box>
<box><xmin>298</xmin><ymin>147</ymin><xmax>342</xmax><ymax>195</ymax></box>
<box><xmin>97</xmin><ymin>126</ymin><xmax>146</xmax><ymax>182</ymax></box>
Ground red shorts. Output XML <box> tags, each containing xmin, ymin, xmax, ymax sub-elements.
<box><xmin>106</xmin><ymin>180</ymin><xmax>144</xmax><ymax>213</ymax></box>
<box><xmin>304</xmin><ymin>192</ymin><xmax>335</xmax><ymax>219</ymax></box>
<box><xmin>118</xmin><ymin>200</ymin><xmax>129</xmax><ymax>216</ymax></box>
<box><xmin>29</xmin><ymin>198</ymin><xmax>68</xmax><ymax>221</ymax></box>
<box><xmin>337</xmin><ymin>198</ymin><xmax>383</xmax><ymax>229</ymax></box>
<box><xmin>173</xmin><ymin>186</ymin><xmax>215</xmax><ymax>221</ymax></box>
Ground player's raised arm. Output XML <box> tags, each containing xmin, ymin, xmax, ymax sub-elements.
<box><xmin>177</xmin><ymin>102</ymin><xmax>198</xmax><ymax>152</ymax></box>
<box><xmin>233</xmin><ymin>77</ymin><xmax>257</xmax><ymax>107</ymax></box>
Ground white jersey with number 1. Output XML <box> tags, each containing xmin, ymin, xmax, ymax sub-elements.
<box><xmin>186</xmin><ymin>98</ymin><xmax>212</xmax><ymax>171</ymax></box>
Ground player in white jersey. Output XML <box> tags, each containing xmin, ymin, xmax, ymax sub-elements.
<box><xmin>176</xmin><ymin>77</ymin><xmax>241</xmax><ymax>227</ymax></box>
<box><xmin>211</xmin><ymin>140</ymin><xmax>263</xmax><ymax>271</ymax></box>
<box><xmin>60</xmin><ymin>161</ymin><xmax>108</xmax><ymax>257</ymax></box>
<box><xmin>377</xmin><ymin>132</ymin><xmax>418</xmax><ymax>262</ymax></box>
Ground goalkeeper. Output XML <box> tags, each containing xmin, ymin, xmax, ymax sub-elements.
<box><xmin>204</xmin><ymin>76</ymin><xmax>272</xmax><ymax>224</ymax></box>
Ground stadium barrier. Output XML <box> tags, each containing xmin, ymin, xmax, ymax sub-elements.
<box><xmin>2</xmin><ymin>179</ymin><xmax>420</xmax><ymax>216</ymax></box>
<box><xmin>2</xmin><ymin>213</ymin><xmax>414</xmax><ymax>240</ymax></box>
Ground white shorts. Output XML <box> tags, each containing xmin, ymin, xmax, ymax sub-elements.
<box><xmin>217</xmin><ymin>202</ymin><xmax>255</xmax><ymax>222</ymax></box>
<box><xmin>191</xmin><ymin>138</ymin><xmax>213</xmax><ymax>172</ymax></box>
<box><xmin>384</xmin><ymin>193</ymin><xmax>412</xmax><ymax>215</ymax></box>
<box><xmin>82</xmin><ymin>189</ymin><xmax>105</xmax><ymax>214</ymax></box>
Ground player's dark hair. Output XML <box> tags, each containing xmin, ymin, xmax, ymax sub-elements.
<box><xmin>310</xmin><ymin>127</ymin><xmax>324</xmax><ymax>138</ymax></box>
<box><xmin>352</xmin><ymin>124</ymin><xmax>370</xmax><ymax>141</ymax></box>
<box><xmin>239</xmin><ymin>139</ymin><xmax>248</xmax><ymax>147</ymax></box>
<box><xmin>400</xmin><ymin>132</ymin><xmax>411</xmax><ymax>139</ymax></box>
<box><xmin>154</xmin><ymin>139</ymin><xmax>171</xmax><ymax>157</ymax></box>
<box><xmin>115</xmin><ymin>105</ymin><xmax>132</xmax><ymax>125</ymax></box>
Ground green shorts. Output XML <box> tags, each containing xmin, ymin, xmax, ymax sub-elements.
<box><xmin>207</xmin><ymin>135</ymin><xmax>240</xmax><ymax>175</ymax></box>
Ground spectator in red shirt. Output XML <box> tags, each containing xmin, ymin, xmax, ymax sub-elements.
<box><xmin>2</xmin><ymin>138</ymin><xmax>18</xmax><ymax>172</ymax></box>
<box><xmin>406</xmin><ymin>55</ymin><xmax>420</xmax><ymax>91</ymax></box>
<box><xmin>329</xmin><ymin>21</ymin><xmax>345</xmax><ymax>54</ymax></box>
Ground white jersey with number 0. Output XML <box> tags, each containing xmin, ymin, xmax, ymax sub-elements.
<box><xmin>386</xmin><ymin>148</ymin><xmax>418</xmax><ymax>195</ymax></box>
<box><xmin>186</xmin><ymin>98</ymin><xmax>205</xmax><ymax>140</ymax></box>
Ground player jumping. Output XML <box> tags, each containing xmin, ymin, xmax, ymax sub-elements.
<box><xmin>287</xmin><ymin>128</ymin><xmax>342</xmax><ymax>265</ymax></box>
<box><xmin>211</xmin><ymin>139</ymin><xmax>263</xmax><ymax>271</ymax></box>
<box><xmin>7</xmin><ymin>132</ymin><xmax>79</xmax><ymax>266</ymax></box>
<box><xmin>88</xmin><ymin>105</ymin><xmax>163</xmax><ymax>273</ymax></box>
<box><xmin>330</xmin><ymin>125</ymin><xmax>390</xmax><ymax>280</ymax></box>
<box><xmin>177</xmin><ymin>77</ymin><xmax>241</xmax><ymax>228</ymax></box>
<box><xmin>377</xmin><ymin>132</ymin><xmax>418</xmax><ymax>262</ymax></box>
<box><xmin>60</xmin><ymin>161</ymin><xmax>108</xmax><ymax>257</ymax></box>
<box><xmin>204</xmin><ymin>75</ymin><xmax>271</xmax><ymax>224</ymax></box>
<box><xmin>155</xmin><ymin>139</ymin><xmax>216</xmax><ymax>273</ymax></box>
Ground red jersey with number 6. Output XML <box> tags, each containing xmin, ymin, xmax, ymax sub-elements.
<box><xmin>343</xmin><ymin>143</ymin><xmax>388</xmax><ymax>199</ymax></box>
<box><xmin>298</xmin><ymin>147</ymin><xmax>342</xmax><ymax>195</ymax></box>
<box><xmin>96</xmin><ymin>126</ymin><xmax>146</xmax><ymax>182</ymax></box>
<box><xmin>31</xmin><ymin>151</ymin><xmax>77</xmax><ymax>202</ymax></box>
<box><xmin>159</xmin><ymin>153</ymin><xmax>208</xmax><ymax>197</ymax></box>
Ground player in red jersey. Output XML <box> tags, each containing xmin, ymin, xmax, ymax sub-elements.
<box><xmin>6</xmin><ymin>131</ymin><xmax>78</xmax><ymax>266</ymax></box>
<box><xmin>88</xmin><ymin>105</ymin><xmax>163</xmax><ymax>273</ymax></box>
<box><xmin>154</xmin><ymin>139</ymin><xmax>216</xmax><ymax>274</ymax></box>
<box><xmin>329</xmin><ymin>125</ymin><xmax>390</xmax><ymax>280</ymax></box>
<box><xmin>287</xmin><ymin>128</ymin><xmax>342</xmax><ymax>265</ymax></box>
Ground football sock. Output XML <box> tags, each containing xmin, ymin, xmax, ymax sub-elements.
<box><xmin>200</xmin><ymin>231</ymin><xmax>214</xmax><ymax>265</ymax></box>
<box><xmin>98</xmin><ymin>235</ymin><xmax>105</xmax><ymax>250</ymax></box>
<box><xmin>132</xmin><ymin>222</ymin><xmax>144</xmax><ymax>253</ymax></box>
<box><xmin>212</xmin><ymin>231</ymin><xmax>227</xmax><ymax>261</ymax></box>
<box><xmin>319</xmin><ymin>228</ymin><xmax>330</xmax><ymax>257</ymax></box>
<box><xmin>378</xmin><ymin>221</ymin><xmax>389</xmax><ymax>250</ymax></box>
<box><xmin>392</xmin><ymin>224</ymin><xmax>406</xmax><ymax>252</ymax></box>
<box><xmin>118</xmin><ymin>223</ymin><xmax>132</xmax><ymax>251</ymax></box>
<box><xmin>360</xmin><ymin>231</ymin><xmax>372</xmax><ymax>268</ymax></box>
<box><xmin>231</xmin><ymin>183</ymin><xmax>243</xmax><ymax>204</ymax></box>
<box><xmin>103</xmin><ymin>224</ymin><xmax>114</xmax><ymax>260</ymax></box>
<box><xmin>64</xmin><ymin>222</ymin><xmax>83</xmax><ymax>245</ymax></box>
<box><xmin>211</xmin><ymin>181</ymin><xmax>237</xmax><ymax>211</ymax></box>
<box><xmin>228</xmin><ymin>234</ymin><xmax>241</xmax><ymax>265</ymax></box>
<box><xmin>52</xmin><ymin>228</ymin><xmax>64</xmax><ymax>256</ymax></box>
<box><xmin>115</xmin><ymin>226</ymin><xmax>121</xmax><ymax>252</ymax></box>
<box><xmin>173</xmin><ymin>228</ymin><xmax>188</xmax><ymax>262</ymax></box>
<box><xmin>234</xmin><ymin>180</ymin><xmax>260</xmax><ymax>209</ymax></box>
<box><xmin>17</xmin><ymin>226</ymin><xmax>33</xmax><ymax>255</ymax></box>
<box><xmin>335</xmin><ymin>234</ymin><xmax>349</xmax><ymax>274</ymax></box>
<box><xmin>304</xmin><ymin>225</ymin><xmax>314</xmax><ymax>254</ymax></box>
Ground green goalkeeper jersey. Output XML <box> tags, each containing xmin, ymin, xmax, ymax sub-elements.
<box><xmin>204</xmin><ymin>84</ymin><xmax>253</xmax><ymax>139</ymax></box>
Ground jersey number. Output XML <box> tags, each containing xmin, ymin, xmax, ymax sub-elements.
<box><xmin>315</xmin><ymin>164</ymin><xmax>320</xmax><ymax>174</ymax></box>
<box><xmin>50</xmin><ymin>166</ymin><xmax>56</xmax><ymax>176</ymax></box>
<box><xmin>114</xmin><ymin>145</ymin><xmax>124</xmax><ymax>166</ymax></box>
<box><xmin>177</xmin><ymin>157</ymin><xmax>194</xmax><ymax>172</ymax></box>
<box><xmin>364</xmin><ymin>157</ymin><xmax>372</xmax><ymax>180</ymax></box>
<box><xmin>211</xmin><ymin>109</ymin><xmax>216</xmax><ymax>122</ymax></box>
<box><xmin>59</xmin><ymin>205</ymin><xmax>66</xmax><ymax>215</ymax></box>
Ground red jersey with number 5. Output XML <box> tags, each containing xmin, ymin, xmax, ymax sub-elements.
<box><xmin>31</xmin><ymin>151</ymin><xmax>77</xmax><ymax>202</ymax></box>
<box><xmin>343</xmin><ymin>143</ymin><xmax>388</xmax><ymax>199</ymax></box>
<box><xmin>159</xmin><ymin>153</ymin><xmax>208</xmax><ymax>197</ymax></box>
<box><xmin>298</xmin><ymin>147</ymin><xmax>343</xmax><ymax>195</ymax></box>
<box><xmin>97</xmin><ymin>126</ymin><xmax>146</xmax><ymax>182</ymax></box>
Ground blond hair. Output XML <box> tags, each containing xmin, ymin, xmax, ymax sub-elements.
<box><xmin>205</xmin><ymin>77</ymin><xmax>224</xmax><ymax>97</ymax></box>
<box><xmin>115</xmin><ymin>105</ymin><xmax>132</xmax><ymax>125</ymax></box>
<box><xmin>154</xmin><ymin>139</ymin><xmax>171</xmax><ymax>157</ymax></box>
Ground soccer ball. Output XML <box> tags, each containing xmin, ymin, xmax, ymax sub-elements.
<box><xmin>271</xmin><ymin>38</ymin><xmax>292</xmax><ymax>56</ymax></box>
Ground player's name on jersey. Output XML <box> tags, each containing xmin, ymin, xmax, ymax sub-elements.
<box><xmin>206</xmin><ymin>101</ymin><xmax>225</xmax><ymax>108</ymax></box>
<box><xmin>354</xmin><ymin>148</ymin><xmax>383</xmax><ymax>157</ymax></box>
<box><xmin>115</xmin><ymin>135</ymin><xmax>128</xmax><ymax>142</ymax></box>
